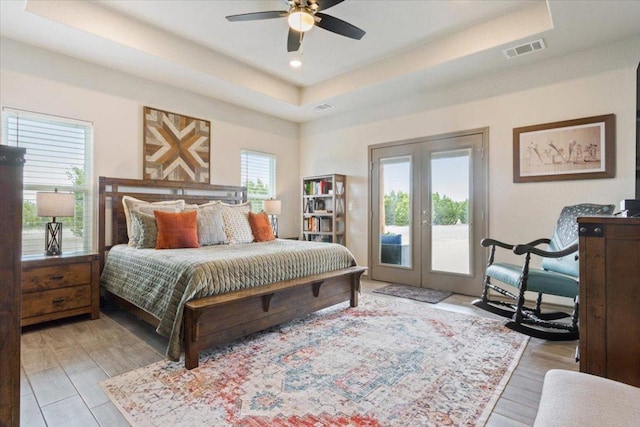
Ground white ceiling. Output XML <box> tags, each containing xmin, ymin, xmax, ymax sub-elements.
<box><xmin>1</xmin><ymin>0</ymin><xmax>640</xmax><ymax>122</ymax></box>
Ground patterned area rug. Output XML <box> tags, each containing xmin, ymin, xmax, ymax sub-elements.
<box><xmin>373</xmin><ymin>283</ymin><xmax>453</xmax><ymax>304</ymax></box>
<box><xmin>101</xmin><ymin>295</ymin><xmax>528</xmax><ymax>427</ymax></box>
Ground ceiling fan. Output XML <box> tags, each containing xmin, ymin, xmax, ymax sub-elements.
<box><xmin>225</xmin><ymin>0</ymin><xmax>366</xmax><ymax>52</ymax></box>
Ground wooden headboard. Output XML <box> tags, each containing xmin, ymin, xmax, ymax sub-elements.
<box><xmin>98</xmin><ymin>176</ymin><xmax>247</xmax><ymax>270</ymax></box>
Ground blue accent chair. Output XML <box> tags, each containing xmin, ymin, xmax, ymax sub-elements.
<box><xmin>472</xmin><ymin>203</ymin><xmax>614</xmax><ymax>340</ymax></box>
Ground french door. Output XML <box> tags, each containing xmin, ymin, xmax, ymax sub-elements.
<box><xmin>369</xmin><ymin>129</ymin><xmax>487</xmax><ymax>296</ymax></box>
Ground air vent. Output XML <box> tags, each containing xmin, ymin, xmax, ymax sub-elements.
<box><xmin>314</xmin><ymin>103</ymin><xmax>334</xmax><ymax>111</ymax></box>
<box><xmin>503</xmin><ymin>39</ymin><xmax>546</xmax><ymax>59</ymax></box>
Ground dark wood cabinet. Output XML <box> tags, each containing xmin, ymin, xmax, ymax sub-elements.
<box><xmin>0</xmin><ymin>145</ymin><xmax>26</xmax><ymax>427</ymax></box>
<box><xmin>578</xmin><ymin>216</ymin><xmax>640</xmax><ymax>387</ymax></box>
<box><xmin>21</xmin><ymin>253</ymin><xmax>100</xmax><ymax>326</ymax></box>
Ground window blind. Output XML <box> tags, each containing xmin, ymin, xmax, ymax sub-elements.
<box><xmin>240</xmin><ymin>149</ymin><xmax>276</xmax><ymax>212</ymax></box>
<box><xmin>2</xmin><ymin>108</ymin><xmax>94</xmax><ymax>256</ymax></box>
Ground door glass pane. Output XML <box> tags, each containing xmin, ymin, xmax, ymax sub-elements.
<box><xmin>430</xmin><ymin>149</ymin><xmax>471</xmax><ymax>274</ymax></box>
<box><xmin>379</xmin><ymin>156</ymin><xmax>411</xmax><ymax>267</ymax></box>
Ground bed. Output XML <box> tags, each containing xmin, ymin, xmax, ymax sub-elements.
<box><xmin>98</xmin><ymin>177</ymin><xmax>366</xmax><ymax>369</ymax></box>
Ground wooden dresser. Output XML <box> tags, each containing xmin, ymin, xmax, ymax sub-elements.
<box><xmin>0</xmin><ymin>145</ymin><xmax>26</xmax><ymax>427</ymax></box>
<box><xmin>578</xmin><ymin>216</ymin><xmax>640</xmax><ymax>387</ymax></box>
<box><xmin>21</xmin><ymin>252</ymin><xmax>100</xmax><ymax>326</ymax></box>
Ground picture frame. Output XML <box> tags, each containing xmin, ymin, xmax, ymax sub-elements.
<box><xmin>513</xmin><ymin>114</ymin><xmax>615</xmax><ymax>183</ymax></box>
<box><xmin>143</xmin><ymin>106</ymin><xmax>210</xmax><ymax>183</ymax></box>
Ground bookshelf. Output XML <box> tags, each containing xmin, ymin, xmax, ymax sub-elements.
<box><xmin>302</xmin><ymin>174</ymin><xmax>346</xmax><ymax>245</ymax></box>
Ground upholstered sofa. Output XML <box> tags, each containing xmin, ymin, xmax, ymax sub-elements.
<box><xmin>534</xmin><ymin>370</ymin><xmax>640</xmax><ymax>427</ymax></box>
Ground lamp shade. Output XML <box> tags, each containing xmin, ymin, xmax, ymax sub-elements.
<box><xmin>36</xmin><ymin>191</ymin><xmax>75</xmax><ymax>217</ymax></box>
<box><xmin>263</xmin><ymin>199</ymin><xmax>282</xmax><ymax>215</ymax></box>
<box><xmin>288</xmin><ymin>9</ymin><xmax>314</xmax><ymax>32</ymax></box>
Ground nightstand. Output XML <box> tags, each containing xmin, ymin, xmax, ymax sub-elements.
<box><xmin>21</xmin><ymin>252</ymin><xmax>100</xmax><ymax>327</ymax></box>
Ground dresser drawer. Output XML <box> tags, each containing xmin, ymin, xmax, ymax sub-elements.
<box><xmin>22</xmin><ymin>262</ymin><xmax>92</xmax><ymax>292</ymax></box>
<box><xmin>22</xmin><ymin>284</ymin><xmax>92</xmax><ymax>319</ymax></box>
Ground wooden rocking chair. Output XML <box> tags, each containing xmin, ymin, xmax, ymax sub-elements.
<box><xmin>472</xmin><ymin>203</ymin><xmax>615</xmax><ymax>340</ymax></box>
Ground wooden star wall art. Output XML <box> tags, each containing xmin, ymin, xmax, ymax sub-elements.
<box><xmin>143</xmin><ymin>106</ymin><xmax>210</xmax><ymax>183</ymax></box>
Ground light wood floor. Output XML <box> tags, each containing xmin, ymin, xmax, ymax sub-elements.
<box><xmin>20</xmin><ymin>279</ymin><xmax>578</xmax><ymax>426</ymax></box>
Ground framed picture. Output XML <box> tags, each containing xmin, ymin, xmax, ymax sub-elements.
<box><xmin>143</xmin><ymin>106</ymin><xmax>210</xmax><ymax>183</ymax></box>
<box><xmin>513</xmin><ymin>114</ymin><xmax>615</xmax><ymax>183</ymax></box>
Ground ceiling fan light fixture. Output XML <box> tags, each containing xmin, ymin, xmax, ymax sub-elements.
<box><xmin>226</xmin><ymin>2</ymin><xmax>365</xmax><ymax>51</ymax></box>
<box><xmin>288</xmin><ymin>8</ymin><xmax>314</xmax><ymax>32</ymax></box>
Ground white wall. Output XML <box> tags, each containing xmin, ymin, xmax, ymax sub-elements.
<box><xmin>300</xmin><ymin>36</ymin><xmax>639</xmax><ymax>269</ymax></box>
<box><xmin>0</xmin><ymin>39</ymin><xmax>300</xmax><ymax>241</ymax></box>
<box><xmin>2</xmin><ymin>35</ymin><xmax>638</xmax><ymax>276</ymax></box>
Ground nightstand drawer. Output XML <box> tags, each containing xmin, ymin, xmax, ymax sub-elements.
<box><xmin>22</xmin><ymin>262</ymin><xmax>92</xmax><ymax>292</ymax></box>
<box><xmin>21</xmin><ymin>253</ymin><xmax>100</xmax><ymax>326</ymax></box>
<box><xmin>22</xmin><ymin>284</ymin><xmax>92</xmax><ymax>319</ymax></box>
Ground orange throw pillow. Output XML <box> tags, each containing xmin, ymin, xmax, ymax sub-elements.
<box><xmin>248</xmin><ymin>212</ymin><xmax>275</xmax><ymax>242</ymax></box>
<box><xmin>154</xmin><ymin>210</ymin><xmax>199</xmax><ymax>249</ymax></box>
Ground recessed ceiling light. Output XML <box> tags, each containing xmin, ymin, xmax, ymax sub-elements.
<box><xmin>289</xmin><ymin>59</ymin><xmax>302</xmax><ymax>68</ymax></box>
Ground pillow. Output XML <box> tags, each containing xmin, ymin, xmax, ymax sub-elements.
<box><xmin>248</xmin><ymin>212</ymin><xmax>275</xmax><ymax>242</ymax></box>
<box><xmin>221</xmin><ymin>205</ymin><xmax>254</xmax><ymax>244</ymax></box>
<box><xmin>122</xmin><ymin>196</ymin><xmax>185</xmax><ymax>246</ymax></box>
<box><xmin>184</xmin><ymin>201</ymin><xmax>221</xmax><ymax>212</ymax></box>
<box><xmin>197</xmin><ymin>208</ymin><xmax>228</xmax><ymax>246</ymax></box>
<box><xmin>154</xmin><ymin>210</ymin><xmax>199</xmax><ymax>249</ymax></box>
<box><xmin>219</xmin><ymin>201</ymin><xmax>251</xmax><ymax>211</ymax></box>
<box><xmin>129</xmin><ymin>210</ymin><xmax>158</xmax><ymax>249</ymax></box>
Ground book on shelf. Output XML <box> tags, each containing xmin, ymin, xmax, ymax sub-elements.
<box><xmin>303</xmin><ymin>216</ymin><xmax>333</xmax><ymax>233</ymax></box>
<box><xmin>304</xmin><ymin>180</ymin><xmax>333</xmax><ymax>196</ymax></box>
<box><xmin>306</xmin><ymin>234</ymin><xmax>332</xmax><ymax>243</ymax></box>
<box><xmin>320</xmin><ymin>180</ymin><xmax>332</xmax><ymax>195</ymax></box>
<box><xmin>304</xmin><ymin>217</ymin><xmax>320</xmax><ymax>232</ymax></box>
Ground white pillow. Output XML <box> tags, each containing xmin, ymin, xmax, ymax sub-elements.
<box><xmin>197</xmin><ymin>209</ymin><xmax>227</xmax><ymax>246</ymax></box>
<box><xmin>184</xmin><ymin>201</ymin><xmax>222</xmax><ymax>211</ymax></box>
<box><xmin>122</xmin><ymin>195</ymin><xmax>185</xmax><ymax>246</ymax></box>
<box><xmin>221</xmin><ymin>202</ymin><xmax>253</xmax><ymax>244</ymax></box>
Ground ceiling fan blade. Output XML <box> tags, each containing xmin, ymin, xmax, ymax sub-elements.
<box><xmin>315</xmin><ymin>12</ymin><xmax>365</xmax><ymax>40</ymax></box>
<box><xmin>226</xmin><ymin>11</ymin><xmax>288</xmax><ymax>22</ymax></box>
<box><xmin>317</xmin><ymin>0</ymin><xmax>344</xmax><ymax>11</ymax></box>
<box><xmin>287</xmin><ymin>29</ymin><xmax>303</xmax><ymax>52</ymax></box>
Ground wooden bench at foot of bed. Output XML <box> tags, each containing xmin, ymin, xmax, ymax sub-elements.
<box><xmin>184</xmin><ymin>266</ymin><xmax>366</xmax><ymax>369</ymax></box>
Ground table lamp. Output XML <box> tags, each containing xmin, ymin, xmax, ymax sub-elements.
<box><xmin>263</xmin><ymin>199</ymin><xmax>281</xmax><ymax>238</ymax></box>
<box><xmin>36</xmin><ymin>189</ymin><xmax>75</xmax><ymax>256</ymax></box>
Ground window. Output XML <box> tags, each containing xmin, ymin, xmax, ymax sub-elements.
<box><xmin>2</xmin><ymin>108</ymin><xmax>94</xmax><ymax>256</ymax></box>
<box><xmin>240</xmin><ymin>149</ymin><xmax>276</xmax><ymax>212</ymax></box>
